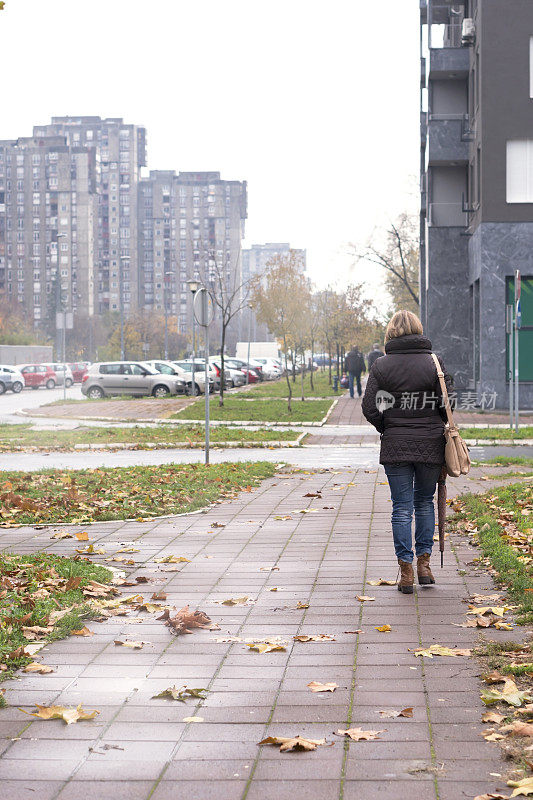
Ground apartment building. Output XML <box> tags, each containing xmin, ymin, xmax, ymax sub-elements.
<box><xmin>34</xmin><ymin>117</ymin><xmax>147</xmax><ymax>316</ymax></box>
<box><xmin>242</xmin><ymin>243</ymin><xmax>307</xmax><ymax>341</ymax></box>
<box><xmin>139</xmin><ymin>171</ymin><xmax>247</xmax><ymax>350</ymax></box>
<box><xmin>0</xmin><ymin>134</ymin><xmax>96</xmax><ymax>332</ymax></box>
<box><xmin>420</xmin><ymin>0</ymin><xmax>533</xmax><ymax>408</ymax></box>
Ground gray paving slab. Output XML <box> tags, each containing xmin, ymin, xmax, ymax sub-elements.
<box><xmin>0</xmin><ymin>463</ymin><xmax>514</xmax><ymax>799</ymax></box>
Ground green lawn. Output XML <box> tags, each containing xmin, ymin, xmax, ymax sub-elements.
<box><xmin>0</xmin><ymin>423</ymin><xmax>299</xmax><ymax>450</ymax></box>
<box><xmin>0</xmin><ymin>462</ymin><xmax>277</xmax><ymax>526</ymax></box>
<box><xmin>453</xmin><ymin>479</ymin><xmax>533</xmax><ymax>624</ymax></box>
<box><xmin>174</xmin><ymin>397</ymin><xmax>334</xmax><ymax>423</ymax></box>
<box><xmin>239</xmin><ymin>371</ymin><xmax>344</xmax><ymax>399</ymax></box>
<box><xmin>461</xmin><ymin>426</ymin><xmax>533</xmax><ymax>440</ymax></box>
<box><xmin>0</xmin><ymin>554</ymin><xmax>112</xmax><ymax>679</ymax></box>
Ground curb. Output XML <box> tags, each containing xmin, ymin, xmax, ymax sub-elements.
<box><xmin>463</xmin><ymin>438</ymin><xmax>533</xmax><ymax>446</ymax></box>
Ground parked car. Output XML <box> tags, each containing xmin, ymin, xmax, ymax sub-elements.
<box><xmin>142</xmin><ymin>360</ymin><xmax>188</xmax><ymax>394</ymax></box>
<box><xmin>224</xmin><ymin>358</ymin><xmax>260</xmax><ymax>384</ymax></box>
<box><xmin>18</xmin><ymin>364</ymin><xmax>58</xmax><ymax>390</ymax></box>
<box><xmin>225</xmin><ymin>358</ymin><xmax>263</xmax><ymax>383</ymax></box>
<box><xmin>209</xmin><ymin>358</ymin><xmax>246</xmax><ymax>389</ymax></box>
<box><xmin>68</xmin><ymin>362</ymin><xmax>89</xmax><ymax>383</ymax></box>
<box><xmin>172</xmin><ymin>360</ymin><xmax>216</xmax><ymax>395</ymax></box>
<box><xmin>81</xmin><ymin>361</ymin><xmax>184</xmax><ymax>399</ymax></box>
<box><xmin>41</xmin><ymin>363</ymin><xmax>74</xmax><ymax>388</ymax></box>
<box><xmin>0</xmin><ymin>365</ymin><xmax>24</xmax><ymax>394</ymax></box>
<box><xmin>250</xmin><ymin>357</ymin><xmax>282</xmax><ymax>380</ymax></box>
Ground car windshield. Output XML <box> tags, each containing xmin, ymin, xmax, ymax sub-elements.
<box><xmin>138</xmin><ymin>363</ymin><xmax>158</xmax><ymax>375</ymax></box>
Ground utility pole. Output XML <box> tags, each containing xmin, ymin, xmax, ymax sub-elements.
<box><xmin>514</xmin><ymin>269</ymin><xmax>521</xmax><ymax>433</ymax></box>
<box><xmin>187</xmin><ymin>279</ymin><xmax>199</xmax><ymax>393</ymax></box>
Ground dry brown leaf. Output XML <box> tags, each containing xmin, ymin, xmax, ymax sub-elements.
<box><xmin>378</xmin><ymin>707</ymin><xmax>413</xmax><ymax>718</ymax></box>
<box><xmin>157</xmin><ymin>605</ymin><xmax>213</xmax><ymax>635</ymax></box>
<box><xmin>71</xmin><ymin>627</ymin><xmax>94</xmax><ymax>637</ymax></box>
<box><xmin>356</xmin><ymin>596</ymin><xmax>375</xmax><ymax>602</ymax></box>
<box><xmin>246</xmin><ymin>640</ymin><xmax>287</xmax><ymax>654</ymax></box>
<box><xmin>500</xmin><ymin>721</ymin><xmax>533</xmax><ymax>737</ymax></box>
<box><xmin>375</xmin><ymin>625</ymin><xmax>392</xmax><ymax>633</ymax></box>
<box><xmin>483</xmin><ymin>671</ymin><xmax>506</xmax><ymax>684</ymax></box>
<box><xmin>114</xmin><ymin>640</ymin><xmax>144</xmax><ymax>649</ymax></box>
<box><xmin>23</xmin><ymin>662</ymin><xmax>54</xmax><ymax>674</ymax></box>
<box><xmin>154</xmin><ymin>555</ymin><xmax>191</xmax><ymax>564</ymax></box>
<box><xmin>336</xmin><ymin>727</ymin><xmax>385</xmax><ymax>741</ymax></box>
<box><xmin>307</xmin><ymin>681</ymin><xmax>338</xmax><ymax>693</ymax></box>
<box><xmin>482</xmin><ymin>711</ymin><xmax>505</xmax><ymax>724</ymax></box>
<box><xmin>75</xmin><ymin>531</ymin><xmax>89</xmax><ymax>541</ymax></box>
<box><xmin>258</xmin><ymin>735</ymin><xmax>328</xmax><ymax>752</ymax></box>
<box><xmin>182</xmin><ymin>716</ymin><xmax>204</xmax><ymax>723</ymax></box>
<box><xmin>151</xmin><ymin>591</ymin><xmax>167</xmax><ymax>601</ymax></box>
<box><xmin>293</xmin><ymin>634</ymin><xmax>335</xmax><ymax>643</ymax></box>
<box><xmin>23</xmin><ymin>703</ymin><xmax>99</xmax><ymax>725</ymax></box>
<box><xmin>51</xmin><ymin>531</ymin><xmax>72</xmax><ymax>539</ymax></box>
<box><xmin>367</xmin><ymin>579</ymin><xmax>397</xmax><ymax>587</ymax></box>
<box><xmin>220</xmin><ymin>596</ymin><xmax>252</xmax><ymax>606</ymax></box>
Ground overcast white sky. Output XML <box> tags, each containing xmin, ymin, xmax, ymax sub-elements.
<box><xmin>0</xmin><ymin>0</ymin><xmax>420</xmax><ymax>293</ymax></box>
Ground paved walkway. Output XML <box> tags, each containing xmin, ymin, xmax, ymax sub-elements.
<box><xmin>0</xmin><ymin>465</ymin><xmax>515</xmax><ymax>800</ymax></box>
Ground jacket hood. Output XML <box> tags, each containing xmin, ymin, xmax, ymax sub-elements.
<box><xmin>384</xmin><ymin>334</ymin><xmax>433</xmax><ymax>355</ymax></box>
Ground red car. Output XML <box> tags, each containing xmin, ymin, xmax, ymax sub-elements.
<box><xmin>68</xmin><ymin>362</ymin><xmax>89</xmax><ymax>383</ymax></box>
<box><xmin>19</xmin><ymin>364</ymin><xmax>58</xmax><ymax>390</ymax></box>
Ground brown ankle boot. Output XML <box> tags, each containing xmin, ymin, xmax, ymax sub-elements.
<box><xmin>417</xmin><ymin>553</ymin><xmax>435</xmax><ymax>586</ymax></box>
<box><xmin>397</xmin><ymin>560</ymin><xmax>414</xmax><ymax>594</ymax></box>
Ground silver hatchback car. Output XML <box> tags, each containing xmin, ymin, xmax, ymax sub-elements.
<box><xmin>81</xmin><ymin>361</ymin><xmax>184</xmax><ymax>399</ymax></box>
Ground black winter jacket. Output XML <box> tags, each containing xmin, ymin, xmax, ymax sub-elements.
<box><xmin>367</xmin><ymin>349</ymin><xmax>383</xmax><ymax>370</ymax></box>
<box><xmin>361</xmin><ymin>334</ymin><xmax>453</xmax><ymax>465</ymax></box>
<box><xmin>345</xmin><ymin>350</ymin><xmax>366</xmax><ymax>374</ymax></box>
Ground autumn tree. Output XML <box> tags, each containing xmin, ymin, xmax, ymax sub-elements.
<box><xmin>251</xmin><ymin>251</ymin><xmax>308</xmax><ymax>412</ymax></box>
<box><xmin>0</xmin><ymin>298</ymin><xmax>44</xmax><ymax>346</ymax></box>
<box><xmin>349</xmin><ymin>212</ymin><xmax>419</xmax><ymax>314</ymax></box>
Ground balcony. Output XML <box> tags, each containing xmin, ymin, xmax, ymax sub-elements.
<box><xmin>429</xmin><ymin>202</ymin><xmax>467</xmax><ymax>227</ymax></box>
<box><xmin>428</xmin><ymin>46</ymin><xmax>470</xmax><ymax>78</ymax></box>
<box><xmin>426</xmin><ymin>116</ymin><xmax>469</xmax><ymax>165</ymax></box>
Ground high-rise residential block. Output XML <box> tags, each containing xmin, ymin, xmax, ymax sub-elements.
<box><xmin>139</xmin><ymin>170</ymin><xmax>247</xmax><ymax>351</ymax></box>
<box><xmin>420</xmin><ymin>0</ymin><xmax>533</xmax><ymax>408</ymax></box>
<box><xmin>0</xmin><ymin>134</ymin><xmax>96</xmax><ymax>331</ymax></box>
<box><xmin>34</xmin><ymin>117</ymin><xmax>147</xmax><ymax>316</ymax></box>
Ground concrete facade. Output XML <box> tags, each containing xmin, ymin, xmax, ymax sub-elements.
<box><xmin>0</xmin><ymin>135</ymin><xmax>96</xmax><ymax>334</ymax></box>
<box><xmin>421</xmin><ymin>0</ymin><xmax>533</xmax><ymax>408</ymax></box>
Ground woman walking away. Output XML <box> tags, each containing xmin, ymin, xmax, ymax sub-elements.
<box><xmin>362</xmin><ymin>310</ymin><xmax>452</xmax><ymax>594</ymax></box>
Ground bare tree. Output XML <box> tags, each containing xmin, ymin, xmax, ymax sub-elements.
<box><xmin>349</xmin><ymin>212</ymin><xmax>419</xmax><ymax>311</ymax></box>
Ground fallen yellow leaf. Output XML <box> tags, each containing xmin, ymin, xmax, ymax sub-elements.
<box><xmin>307</xmin><ymin>681</ymin><xmax>338</xmax><ymax>693</ymax></box>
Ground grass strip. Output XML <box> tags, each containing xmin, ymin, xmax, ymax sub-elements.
<box><xmin>473</xmin><ymin>457</ymin><xmax>533</xmax><ymax>467</ymax></box>
<box><xmin>0</xmin><ymin>553</ymin><xmax>112</xmax><ymax>680</ymax></box>
<box><xmin>0</xmin><ymin>462</ymin><xmax>277</xmax><ymax>526</ymax></box>
<box><xmin>0</xmin><ymin>423</ymin><xmax>298</xmax><ymax>450</ymax></box>
<box><xmin>173</xmin><ymin>397</ymin><xmax>333</xmax><ymax>423</ymax></box>
<box><xmin>237</xmin><ymin>371</ymin><xmax>341</xmax><ymax>399</ymax></box>
<box><xmin>462</xmin><ymin>426</ymin><xmax>533</xmax><ymax>440</ymax></box>
<box><xmin>455</xmin><ymin>480</ymin><xmax>533</xmax><ymax>623</ymax></box>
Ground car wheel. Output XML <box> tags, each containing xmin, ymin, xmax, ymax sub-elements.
<box><xmin>188</xmin><ymin>382</ymin><xmax>200</xmax><ymax>396</ymax></box>
<box><xmin>152</xmin><ymin>384</ymin><xmax>170</xmax><ymax>399</ymax></box>
<box><xmin>31</xmin><ymin>385</ymin><xmax>39</xmax><ymax>390</ymax></box>
<box><xmin>46</xmin><ymin>379</ymin><xmax>56</xmax><ymax>389</ymax></box>
<box><xmin>12</xmin><ymin>381</ymin><xmax>23</xmax><ymax>394</ymax></box>
<box><xmin>65</xmin><ymin>378</ymin><xmax>73</xmax><ymax>388</ymax></box>
<box><xmin>87</xmin><ymin>386</ymin><xmax>104</xmax><ymax>400</ymax></box>
<box><xmin>0</xmin><ymin>382</ymin><xmax>5</xmax><ymax>395</ymax></box>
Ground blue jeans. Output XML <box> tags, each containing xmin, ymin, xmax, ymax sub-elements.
<box><xmin>384</xmin><ymin>462</ymin><xmax>442</xmax><ymax>563</ymax></box>
<box><xmin>348</xmin><ymin>371</ymin><xmax>362</xmax><ymax>398</ymax></box>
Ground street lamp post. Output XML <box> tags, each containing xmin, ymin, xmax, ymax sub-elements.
<box><xmin>119</xmin><ymin>256</ymin><xmax>130</xmax><ymax>360</ymax></box>
<box><xmin>246</xmin><ymin>303</ymin><xmax>253</xmax><ymax>386</ymax></box>
<box><xmin>187</xmin><ymin>279</ymin><xmax>200</xmax><ymax>394</ymax></box>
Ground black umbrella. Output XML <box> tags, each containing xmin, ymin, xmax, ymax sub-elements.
<box><xmin>437</xmin><ymin>466</ymin><xmax>447</xmax><ymax>568</ymax></box>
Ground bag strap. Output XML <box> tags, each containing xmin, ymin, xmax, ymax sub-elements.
<box><xmin>430</xmin><ymin>353</ymin><xmax>456</xmax><ymax>428</ymax></box>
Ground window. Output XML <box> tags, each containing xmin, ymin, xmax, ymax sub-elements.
<box><xmin>507</xmin><ymin>141</ymin><xmax>533</xmax><ymax>203</ymax></box>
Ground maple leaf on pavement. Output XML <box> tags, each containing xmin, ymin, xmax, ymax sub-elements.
<box><xmin>336</xmin><ymin>728</ymin><xmax>385</xmax><ymax>741</ymax></box>
<box><xmin>259</xmin><ymin>735</ymin><xmax>328</xmax><ymax>752</ymax></box>
<box><xmin>23</xmin><ymin>704</ymin><xmax>99</xmax><ymax>725</ymax></box>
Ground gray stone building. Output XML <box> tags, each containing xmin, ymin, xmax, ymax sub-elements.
<box><xmin>139</xmin><ymin>171</ymin><xmax>247</xmax><ymax>353</ymax></box>
<box><xmin>34</xmin><ymin>117</ymin><xmax>147</xmax><ymax>317</ymax></box>
<box><xmin>241</xmin><ymin>243</ymin><xmax>306</xmax><ymax>342</ymax></box>
<box><xmin>0</xmin><ymin>134</ymin><xmax>96</xmax><ymax>336</ymax></box>
<box><xmin>420</xmin><ymin>0</ymin><xmax>533</xmax><ymax>408</ymax></box>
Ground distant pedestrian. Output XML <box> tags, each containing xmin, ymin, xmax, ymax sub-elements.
<box><xmin>344</xmin><ymin>346</ymin><xmax>366</xmax><ymax>398</ymax></box>
<box><xmin>367</xmin><ymin>342</ymin><xmax>383</xmax><ymax>370</ymax></box>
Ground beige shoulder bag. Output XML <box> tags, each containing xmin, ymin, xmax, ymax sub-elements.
<box><xmin>430</xmin><ymin>353</ymin><xmax>471</xmax><ymax>477</ymax></box>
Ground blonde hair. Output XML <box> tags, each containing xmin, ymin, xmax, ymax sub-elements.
<box><xmin>385</xmin><ymin>310</ymin><xmax>423</xmax><ymax>343</ymax></box>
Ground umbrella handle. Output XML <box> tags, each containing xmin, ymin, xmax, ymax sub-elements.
<box><xmin>440</xmin><ymin>551</ymin><xmax>443</xmax><ymax>568</ymax></box>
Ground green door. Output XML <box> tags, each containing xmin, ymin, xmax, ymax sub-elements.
<box><xmin>507</xmin><ymin>277</ymin><xmax>533</xmax><ymax>382</ymax></box>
